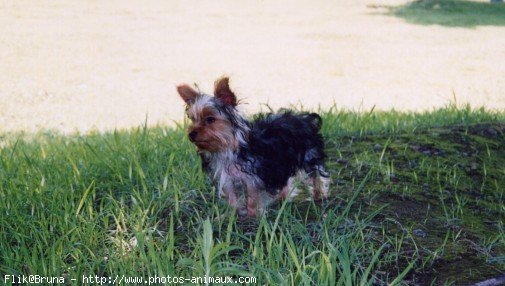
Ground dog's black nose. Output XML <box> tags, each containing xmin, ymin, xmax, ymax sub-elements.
<box><xmin>188</xmin><ymin>131</ymin><xmax>197</xmax><ymax>141</ymax></box>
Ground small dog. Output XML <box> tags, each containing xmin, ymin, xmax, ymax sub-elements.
<box><xmin>177</xmin><ymin>77</ymin><xmax>330</xmax><ymax>217</ymax></box>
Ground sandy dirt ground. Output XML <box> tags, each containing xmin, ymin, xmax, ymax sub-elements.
<box><xmin>1</xmin><ymin>0</ymin><xmax>504</xmax><ymax>133</ymax></box>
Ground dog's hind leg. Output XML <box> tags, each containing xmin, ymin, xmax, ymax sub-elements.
<box><xmin>311</xmin><ymin>166</ymin><xmax>330</xmax><ymax>201</ymax></box>
<box><xmin>303</xmin><ymin>144</ymin><xmax>329</xmax><ymax>200</ymax></box>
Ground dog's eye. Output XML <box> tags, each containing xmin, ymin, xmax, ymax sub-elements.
<box><xmin>205</xmin><ymin>116</ymin><xmax>216</xmax><ymax>124</ymax></box>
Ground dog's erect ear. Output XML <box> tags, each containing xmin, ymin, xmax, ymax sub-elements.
<box><xmin>214</xmin><ymin>77</ymin><xmax>237</xmax><ymax>107</ymax></box>
<box><xmin>177</xmin><ymin>84</ymin><xmax>199</xmax><ymax>104</ymax></box>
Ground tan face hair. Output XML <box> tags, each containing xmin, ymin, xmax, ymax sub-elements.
<box><xmin>177</xmin><ymin>77</ymin><xmax>239</xmax><ymax>152</ymax></box>
<box><xmin>184</xmin><ymin>98</ymin><xmax>236</xmax><ymax>152</ymax></box>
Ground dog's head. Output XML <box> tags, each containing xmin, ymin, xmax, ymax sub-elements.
<box><xmin>176</xmin><ymin>77</ymin><xmax>242</xmax><ymax>152</ymax></box>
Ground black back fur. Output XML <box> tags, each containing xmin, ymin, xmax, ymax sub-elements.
<box><xmin>239</xmin><ymin>111</ymin><xmax>326</xmax><ymax>194</ymax></box>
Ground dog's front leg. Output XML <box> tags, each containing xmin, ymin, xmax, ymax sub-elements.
<box><xmin>221</xmin><ymin>179</ymin><xmax>247</xmax><ymax>216</ymax></box>
<box><xmin>246</xmin><ymin>185</ymin><xmax>261</xmax><ymax>217</ymax></box>
<box><xmin>246</xmin><ymin>184</ymin><xmax>278</xmax><ymax>217</ymax></box>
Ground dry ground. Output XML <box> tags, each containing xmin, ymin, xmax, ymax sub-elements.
<box><xmin>1</xmin><ymin>0</ymin><xmax>504</xmax><ymax>133</ymax></box>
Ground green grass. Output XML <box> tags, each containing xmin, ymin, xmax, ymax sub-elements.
<box><xmin>389</xmin><ymin>0</ymin><xmax>505</xmax><ymax>27</ymax></box>
<box><xmin>0</xmin><ymin>104</ymin><xmax>504</xmax><ymax>285</ymax></box>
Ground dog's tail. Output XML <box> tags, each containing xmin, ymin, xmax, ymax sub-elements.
<box><xmin>304</xmin><ymin>113</ymin><xmax>323</xmax><ymax>131</ymax></box>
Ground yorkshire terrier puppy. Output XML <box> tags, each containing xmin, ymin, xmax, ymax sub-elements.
<box><xmin>177</xmin><ymin>77</ymin><xmax>330</xmax><ymax>217</ymax></box>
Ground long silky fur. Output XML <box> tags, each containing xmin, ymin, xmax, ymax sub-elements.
<box><xmin>180</xmin><ymin>79</ymin><xmax>329</xmax><ymax>215</ymax></box>
<box><xmin>238</xmin><ymin>110</ymin><xmax>326</xmax><ymax>194</ymax></box>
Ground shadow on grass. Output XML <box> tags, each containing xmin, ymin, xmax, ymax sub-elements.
<box><xmin>387</xmin><ymin>0</ymin><xmax>505</xmax><ymax>27</ymax></box>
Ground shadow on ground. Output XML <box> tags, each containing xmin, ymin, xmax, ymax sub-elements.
<box><xmin>377</xmin><ymin>0</ymin><xmax>505</xmax><ymax>27</ymax></box>
<box><xmin>326</xmin><ymin>122</ymin><xmax>505</xmax><ymax>284</ymax></box>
